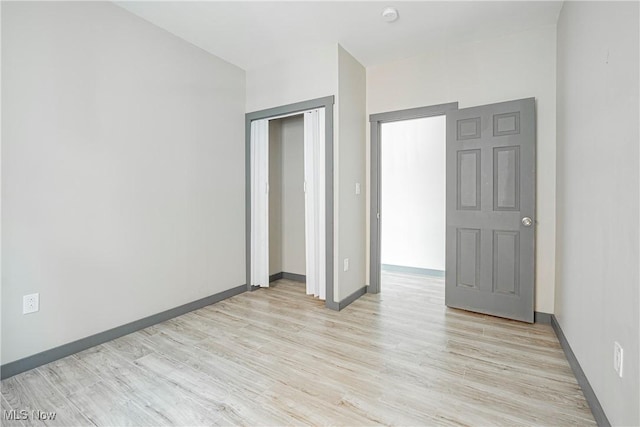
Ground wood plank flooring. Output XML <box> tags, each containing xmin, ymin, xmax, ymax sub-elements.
<box><xmin>1</xmin><ymin>272</ymin><xmax>595</xmax><ymax>426</ymax></box>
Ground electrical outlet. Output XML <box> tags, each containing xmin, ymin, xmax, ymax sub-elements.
<box><xmin>23</xmin><ymin>293</ymin><xmax>39</xmax><ymax>315</ymax></box>
<box><xmin>343</xmin><ymin>258</ymin><xmax>350</xmax><ymax>272</ymax></box>
<box><xmin>614</xmin><ymin>342</ymin><xmax>624</xmax><ymax>378</ymax></box>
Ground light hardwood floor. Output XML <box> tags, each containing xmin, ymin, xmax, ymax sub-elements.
<box><xmin>2</xmin><ymin>272</ymin><xmax>595</xmax><ymax>426</ymax></box>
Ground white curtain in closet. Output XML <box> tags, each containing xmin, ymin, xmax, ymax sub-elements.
<box><xmin>250</xmin><ymin>119</ymin><xmax>270</xmax><ymax>288</ymax></box>
<box><xmin>304</xmin><ymin>108</ymin><xmax>326</xmax><ymax>300</ymax></box>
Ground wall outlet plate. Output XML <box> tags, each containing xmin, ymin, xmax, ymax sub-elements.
<box><xmin>23</xmin><ymin>293</ymin><xmax>40</xmax><ymax>314</ymax></box>
<box><xmin>614</xmin><ymin>341</ymin><xmax>623</xmax><ymax>378</ymax></box>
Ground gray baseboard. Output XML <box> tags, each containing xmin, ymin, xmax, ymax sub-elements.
<box><xmin>339</xmin><ymin>286</ymin><xmax>367</xmax><ymax>310</ymax></box>
<box><xmin>326</xmin><ymin>300</ymin><xmax>339</xmax><ymax>310</ymax></box>
<box><xmin>551</xmin><ymin>315</ymin><xmax>610</xmax><ymax>427</ymax></box>
<box><xmin>269</xmin><ymin>272</ymin><xmax>283</xmax><ymax>282</ymax></box>
<box><xmin>269</xmin><ymin>272</ymin><xmax>306</xmax><ymax>283</ymax></box>
<box><xmin>282</xmin><ymin>272</ymin><xmax>306</xmax><ymax>283</ymax></box>
<box><xmin>326</xmin><ymin>286</ymin><xmax>367</xmax><ymax>311</ymax></box>
<box><xmin>534</xmin><ymin>311</ymin><xmax>552</xmax><ymax>324</ymax></box>
<box><xmin>381</xmin><ymin>264</ymin><xmax>445</xmax><ymax>277</ymax></box>
<box><xmin>1</xmin><ymin>284</ymin><xmax>246</xmax><ymax>380</ymax></box>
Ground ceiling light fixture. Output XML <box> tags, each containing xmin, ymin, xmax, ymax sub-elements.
<box><xmin>381</xmin><ymin>7</ymin><xmax>399</xmax><ymax>23</ymax></box>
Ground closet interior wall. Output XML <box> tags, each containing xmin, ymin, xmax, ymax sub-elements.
<box><xmin>269</xmin><ymin>115</ymin><xmax>306</xmax><ymax>280</ymax></box>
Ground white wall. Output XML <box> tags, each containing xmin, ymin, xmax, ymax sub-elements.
<box><xmin>1</xmin><ymin>2</ymin><xmax>246</xmax><ymax>364</ymax></box>
<box><xmin>280</xmin><ymin>116</ymin><xmax>306</xmax><ymax>275</ymax></box>
<box><xmin>555</xmin><ymin>2</ymin><xmax>639</xmax><ymax>425</ymax></box>
<box><xmin>367</xmin><ymin>25</ymin><xmax>557</xmax><ymax>313</ymax></box>
<box><xmin>381</xmin><ymin>116</ymin><xmax>445</xmax><ymax>271</ymax></box>
<box><xmin>336</xmin><ymin>46</ymin><xmax>367</xmax><ymax>301</ymax></box>
<box><xmin>245</xmin><ymin>44</ymin><xmax>337</xmax><ymax>113</ymax></box>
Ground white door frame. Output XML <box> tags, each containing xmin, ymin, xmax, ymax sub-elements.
<box><xmin>368</xmin><ymin>102</ymin><xmax>458</xmax><ymax>294</ymax></box>
<box><xmin>245</xmin><ymin>96</ymin><xmax>337</xmax><ymax>309</ymax></box>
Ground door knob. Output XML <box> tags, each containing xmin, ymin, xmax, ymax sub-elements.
<box><xmin>522</xmin><ymin>217</ymin><xmax>532</xmax><ymax>227</ymax></box>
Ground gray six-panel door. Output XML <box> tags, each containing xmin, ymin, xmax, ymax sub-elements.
<box><xmin>445</xmin><ymin>98</ymin><xmax>535</xmax><ymax>323</ymax></box>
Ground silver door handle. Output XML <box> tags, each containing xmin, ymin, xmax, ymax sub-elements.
<box><xmin>522</xmin><ymin>217</ymin><xmax>532</xmax><ymax>227</ymax></box>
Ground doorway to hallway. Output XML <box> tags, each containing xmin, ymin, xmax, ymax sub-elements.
<box><xmin>380</xmin><ymin>115</ymin><xmax>446</xmax><ymax>283</ymax></box>
<box><xmin>370</xmin><ymin>98</ymin><xmax>536</xmax><ymax>323</ymax></box>
<box><xmin>369</xmin><ymin>103</ymin><xmax>457</xmax><ymax>294</ymax></box>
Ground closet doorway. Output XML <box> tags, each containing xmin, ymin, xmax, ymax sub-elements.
<box><xmin>245</xmin><ymin>96</ymin><xmax>335</xmax><ymax>308</ymax></box>
<box><xmin>268</xmin><ymin>115</ymin><xmax>307</xmax><ymax>284</ymax></box>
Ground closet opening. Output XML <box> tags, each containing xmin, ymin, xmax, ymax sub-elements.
<box><xmin>268</xmin><ymin>115</ymin><xmax>307</xmax><ymax>285</ymax></box>
<box><xmin>245</xmin><ymin>96</ymin><xmax>336</xmax><ymax>309</ymax></box>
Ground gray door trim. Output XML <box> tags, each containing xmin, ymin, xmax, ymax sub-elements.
<box><xmin>245</xmin><ymin>96</ymin><xmax>335</xmax><ymax>308</ymax></box>
<box><xmin>369</xmin><ymin>102</ymin><xmax>458</xmax><ymax>294</ymax></box>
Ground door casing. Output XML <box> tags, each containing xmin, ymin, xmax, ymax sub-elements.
<box><xmin>246</xmin><ymin>96</ymin><xmax>337</xmax><ymax>309</ymax></box>
<box><xmin>368</xmin><ymin>102</ymin><xmax>459</xmax><ymax>294</ymax></box>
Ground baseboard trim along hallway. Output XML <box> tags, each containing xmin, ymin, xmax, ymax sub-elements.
<box><xmin>381</xmin><ymin>264</ymin><xmax>445</xmax><ymax>277</ymax></box>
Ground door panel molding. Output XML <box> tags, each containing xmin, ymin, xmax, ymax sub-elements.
<box><xmin>493</xmin><ymin>111</ymin><xmax>521</xmax><ymax>136</ymax></box>
<box><xmin>455</xmin><ymin>228</ymin><xmax>481</xmax><ymax>289</ymax></box>
<box><xmin>492</xmin><ymin>230</ymin><xmax>520</xmax><ymax>296</ymax></box>
<box><xmin>457</xmin><ymin>149</ymin><xmax>482</xmax><ymax>210</ymax></box>
<box><xmin>457</xmin><ymin>117</ymin><xmax>482</xmax><ymax>140</ymax></box>
<box><xmin>493</xmin><ymin>146</ymin><xmax>521</xmax><ymax>211</ymax></box>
